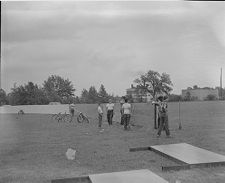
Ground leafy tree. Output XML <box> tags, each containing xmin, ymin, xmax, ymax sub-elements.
<box><xmin>168</xmin><ymin>94</ymin><xmax>181</xmax><ymax>102</ymax></box>
<box><xmin>8</xmin><ymin>82</ymin><xmax>48</xmax><ymax>105</ymax></box>
<box><xmin>183</xmin><ymin>91</ymin><xmax>191</xmax><ymax>101</ymax></box>
<box><xmin>80</xmin><ymin>89</ymin><xmax>89</xmax><ymax>103</ymax></box>
<box><xmin>0</xmin><ymin>89</ymin><xmax>8</xmax><ymax>105</ymax></box>
<box><xmin>193</xmin><ymin>85</ymin><xmax>198</xmax><ymax>89</ymax></box>
<box><xmin>134</xmin><ymin>70</ymin><xmax>173</xmax><ymax>99</ymax></box>
<box><xmin>43</xmin><ymin>75</ymin><xmax>75</xmax><ymax>103</ymax></box>
<box><xmin>88</xmin><ymin>86</ymin><xmax>98</xmax><ymax>103</ymax></box>
<box><xmin>205</xmin><ymin>94</ymin><xmax>217</xmax><ymax>101</ymax></box>
<box><xmin>98</xmin><ymin>84</ymin><xmax>109</xmax><ymax>103</ymax></box>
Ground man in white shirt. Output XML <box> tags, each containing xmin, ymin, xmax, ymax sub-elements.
<box><xmin>97</xmin><ymin>103</ymin><xmax>103</xmax><ymax>129</ymax></box>
<box><xmin>122</xmin><ymin>98</ymin><xmax>131</xmax><ymax>130</ymax></box>
<box><xmin>106</xmin><ymin>99</ymin><xmax>114</xmax><ymax>125</ymax></box>
<box><xmin>69</xmin><ymin>103</ymin><xmax>76</xmax><ymax>122</ymax></box>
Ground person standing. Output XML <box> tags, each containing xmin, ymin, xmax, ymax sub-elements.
<box><xmin>69</xmin><ymin>103</ymin><xmax>75</xmax><ymax>122</ymax></box>
<box><xmin>152</xmin><ymin>96</ymin><xmax>170</xmax><ymax>137</ymax></box>
<box><xmin>106</xmin><ymin>99</ymin><xmax>114</xmax><ymax>125</ymax></box>
<box><xmin>97</xmin><ymin>103</ymin><xmax>104</xmax><ymax>129</ymax></box>
<box><xmin>122</xmin><ymin>98</ymin><xmax>131</xmax><ymax>130</ymax></box>
<box><xmin>120</xmin><ymin>98</ymin><xmax>125</xmax><ymax>125</ymax></box>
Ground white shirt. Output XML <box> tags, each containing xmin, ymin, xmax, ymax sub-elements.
<box><xmin>98</xmin><ymin>106</ymin><xmax>103</xmax><ymax>114</ymax></box>
<box><xmin>106</xmin><ymin>103</ymin><xmax>114</xmax><ymax>111</ymax></box>
<box><xmin>69</xmin><ymin>104</ymin><xmax>75</xmax><ymax>110</ymax></box>
<box><xmin>122</xmin><ymin>103</ymin><xmax>131</xmax><ymax>114</ymax></box>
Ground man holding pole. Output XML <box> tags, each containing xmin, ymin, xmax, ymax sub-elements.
<box><xmin>152</xmin><ymin>95</ymin><xmax>170</xmax><ymax>137</ymax></box>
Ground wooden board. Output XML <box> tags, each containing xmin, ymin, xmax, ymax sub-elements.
<box><xmin>151</xmin><ymin>143</ymin><xmax>225</xmax><ymax>165</ymax></box>
<box><xmin>89</xmin><ymin>169</ymin><xmax>168</xmax><ymax>183</ymax></box>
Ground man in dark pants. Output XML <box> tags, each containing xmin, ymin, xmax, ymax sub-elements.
<box><xmin>120</xmin><ymin>97</ymin><xmax>125</xmax><ymax>125</ymax></box>
<box><xmin>152</xmin><ymin>96</ymin><xmax>170</xmax><ymax>137</ymax></box>
<box><xmin>122</xmin><ymin>98</ymin><xmax>131</xmax><ymax>130</ymax></box>
<box><xmin>106</xmin><ymin>99</ymin><xmax>114</xmax><ymax>125</ymax></box>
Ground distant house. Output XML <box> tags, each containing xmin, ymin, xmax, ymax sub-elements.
<box><xmin>181</xmin><ymin>87</ymin><xmax>219</xmax><ymax>101</ymax></box>
<box><xmin>126</xmin><ymin>85</ymin><xmax>151</xmax><ymax>103</ymax></box>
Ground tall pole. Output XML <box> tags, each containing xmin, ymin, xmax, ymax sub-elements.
<box><xmin>178</xmin><ymin>100</ymin><xmax>182</xmax><ymax>130</ymax></box>
<box><xmin>220</xmin><ymin>67</ymin><xmax>222</xmax><ymax>100</ymax></box>
<box><xmin>154</xmin><ymin>104</ymin><xmax>157</xmax><ymax>129</ymax></box>
<box><xmin>0</xmin><ymin>1</ymin><xmax>1</xmax><ymax>90</ymax></box>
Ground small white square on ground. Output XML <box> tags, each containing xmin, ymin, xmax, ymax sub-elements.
<box><xmin>89</xmin><ymin>169</ymin><xmax>168</xmax><ymax>183</ymax></box>
<box><xmin>151</xmin><ymin>143</ymin><xmax>225</xmax><ymax>165</ymax></box>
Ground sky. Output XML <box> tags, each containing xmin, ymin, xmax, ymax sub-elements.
<box><xmin>1</xmin><ymin>1</ymin><xmax>225</xmax><ymax>96</ymax></box>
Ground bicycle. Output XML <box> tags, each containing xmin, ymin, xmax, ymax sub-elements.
<box><xmin>52</xmin><ymin>111</ymin><xmax>89</xmax><ymax>123</ymax></box>
<box><xmin>76</xmin><ymin>112</ymin><xmax>89</xmax><ymax>123</ymax></box>
<box><xmin>51</xmin><ymin>112</ymin><xmax>71</xmax><ymax>123</ymax></box>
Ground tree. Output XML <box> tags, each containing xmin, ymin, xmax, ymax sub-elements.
<box><xmin>193</xmin><ymin>85</ymin><xmax>198</xmax><ymax>89</ymax></box>
<box><xmin>8</xmin><ymin>82</ymin><xmax>48</xmax><ymax>105</ymax></box>
<box><xmin>134</xmin><ymin>70</ymin><xmax>173</xmax><ymax>129</ymax></box>
<box><xmin>134</xmin><ymin>70</ymin><xmax>173</xmax><ymax>99</ymax></box>
<box><xmin>0</xmin><ymin>89</ymin><xmax>8</xmax><ymax>105</ymax></box>
<box><xmin>168</xmin><ymin>94</ymin><xmax>181</xmax><ymax>102</ymax></box>
<box><xmin>80</xmin><ymin>89</ymin><xmax>89</xmax><ymax>103</ymax></box>
<box><xmin>183</xmin><ymin>91</ymin><xmax>191</xmax><ymax>101</ymax></box>
<box><xmin>98</xmin><ymin>84</ymin><xmax>109</xmax><ymax>103</ymax></box>
<box><xmin>43</xmin><ymin>75</ymin><xmax>75</xmax><ymax>103</ymax></box>
<box><xmin>205</xmin><ymin>94</ymin><xmax>216</xmax><ymax>101</ymax></box>
<box><xmin>88</xmin><ymin>86</ymin><xmax>98</xmax><ymax>103</ymax></box>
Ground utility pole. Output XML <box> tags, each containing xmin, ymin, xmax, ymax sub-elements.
<box><xmin>220</xmin><ymin>67</ymin><xmax>223</xmax><ymax>100</ymax></box>
<box><xmin>0</xmin><ymin>1</ymin><xmax>1</xmax><ymax>90</ymax></box>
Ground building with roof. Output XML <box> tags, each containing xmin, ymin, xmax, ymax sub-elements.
<box><xmin>181</xmin><ymin>87</ymin><xmax>219</xmax><ymax>101</ymax></box>
<box><xmin>126</xmin><ymin>85</ymin><xmax>151</xmax><ymax>103</ymax></box>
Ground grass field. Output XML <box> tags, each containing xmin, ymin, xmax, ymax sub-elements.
<box><xmin>0</xmin><ymin>101</ymin><xmax>225</xmax><ymax>183</ymax></box>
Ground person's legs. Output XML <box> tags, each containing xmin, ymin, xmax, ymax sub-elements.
<box><xmin>107</xmin><ymin>111</ymin><xmax>110</xmax><ymax>125</ymax></box>
<box><xmin>124</xmin><ymin>114</ymin><xmax>128</xmax><ymax>130</ymax></box>
<box><xmin>120</xmin><ymin>110</ymin><xmax>124</xmax><ymax>125</ymax></box>
<box><xmin>70</xmin><ymin>109</ymin><xmax>74</xmax><ymax>122</ymax></box>
<box><xmin>110</xmin><ymin>110</ymin><xmax>113</xmax><ymax>125</ymax></box>
<box><xmin>157</xmin><ymin>116</ymin><xmax>164</xmax><ymax>136</ymax></box>
<box><xmin>127</xmin><ymin>114</ymin><xmax>131</xmax><ymax>129</ymax></box>
<box><xmin>164</xmin><ymin>115</ymin><xmax>170</xmax><ymax>136</ymax></box>
<box><xmin>157</xmin><ymin>114</ymin><xmax>160</xmax><ymax>129</ymax></box>
<box><xmin>98</xmin><ymin>114</ymin><xmax>102</xmax><ymax>128</ymax></box>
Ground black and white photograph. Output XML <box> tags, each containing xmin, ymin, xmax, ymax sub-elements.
<box><xmin>1</xmin><ymin>1</ymin><xmax>225</xmax><ymax>183</ymax></box>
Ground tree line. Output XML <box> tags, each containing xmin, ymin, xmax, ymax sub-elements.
<box><xmin>0</xmin><ymin>75</ymin><xmax>118</xmax><ymax>106</ymax></box>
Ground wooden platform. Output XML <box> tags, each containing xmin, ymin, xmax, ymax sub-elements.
<box><xmin>130</xmin><ymin>143</ymin><xmax>225</xmax><ymax>171</ymax></box>
<box><xmin>51</xmin><ymin>169</ymin><xmax>168</xmax><ymax>183</ymax></box>
<box><xmin>151</xmin><ymin>143</ymin><xmax>225</xmax><ymax>165</ymax></box>
<box><xmin>89</xmin><ymin>169</ymin><xmax>168</xmax><ymax>183</ymax></box>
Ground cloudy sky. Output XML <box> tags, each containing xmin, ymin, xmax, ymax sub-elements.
<box><xmin>1</xmin><ymin>1</ymin><xmax>225</xmax><ymax>96</ymax></box>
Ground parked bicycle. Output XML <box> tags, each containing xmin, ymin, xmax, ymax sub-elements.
<box><xmin>51</xmin><ymin>111</ymin><xmax>89</xmax><ymax>123</ymax></box>
<box><xmin>51</xmin><ymin>112</ymin><xmax>71</xmax><ymax>123</ymax></box>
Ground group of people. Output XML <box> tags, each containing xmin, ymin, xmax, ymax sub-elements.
<box><xmin>97</xmin><ymin>98</ymin><xmax>132</xmax><ymax>131</ymax></box>
<box><xmin>70</xmin><ymin>95</ymin><xmax>170</xmax><ymax>137</ymax></box>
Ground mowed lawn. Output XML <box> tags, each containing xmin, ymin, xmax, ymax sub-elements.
<box><xmin>0</xmin><ymin>101</ymin><xmax>225</xmax><ymax>183</ymax></box>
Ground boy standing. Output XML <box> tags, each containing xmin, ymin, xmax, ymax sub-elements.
<box><xmin>122</xmin><ymin>98</ymin><xmax>131</xmax><ymax>130</ymax></box>
<box><xmin>120</xmin><ymin>98</ymin><xmax>125</xmax><ymax>125</ymax></box>
<box><xmin>69</xmin><ymin>103</ymin><xmax>75</xmax><ymax>122</ymax></box>
<box><xmin>98</xmin><ymin>103</ymin><xmax>103</xmax><ymax>129</ymax></box>
<box><xmin>106</xmin><ymin>99</ymin><xmax>114</xmax><ymax>125</ymax></box>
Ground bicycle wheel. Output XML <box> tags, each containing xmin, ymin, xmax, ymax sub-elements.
<box><xmin>64</xmin><ymin>114</ymin><xmax>72</xmax><ymax>123</ymax></box>
<box><xmin>83</xmin><ymin>116</ymin><xmax>90</xmax><ymax>123</ymax></box>
<box><xmin>77</xmin><ymin>113</ymin><xmax>84</xmax><ymax>123</ymax></box>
